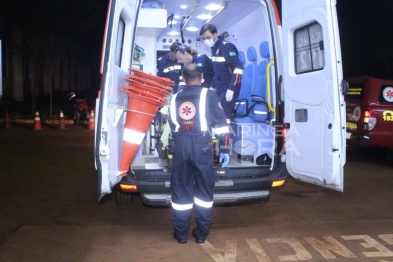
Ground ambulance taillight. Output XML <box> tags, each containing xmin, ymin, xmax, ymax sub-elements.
<box><xmin>364</xmin><ymin>110</ymin><xmax>377</xmax><ymax>131</ymax></box>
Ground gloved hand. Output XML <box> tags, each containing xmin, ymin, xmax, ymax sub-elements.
<box><xmin>219</xmin><ymin>153</ymin><xmax>230</xmax><ymax>168</ymax></box>
<box><xmin>225</xmin><ymin>89</ymin><xmax>234</xmax><ymax>102</ymax></box>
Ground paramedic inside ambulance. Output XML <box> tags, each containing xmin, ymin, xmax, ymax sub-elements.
<box><xmin>169</xmin><ymin>63</ymin><xmax>230</xmax><ymax>244</ymax></box>
<box><xmin>174</xmin><ymin>45</ymin><xmax>214</xmax><ymax>92</ymax></box>
<box><xmin>156</xmin><ymin>42</ymin><xmax>183</xmax><ymax>93</ymax></box>
<box><xmin>200</xmin><ymin>23</ymin><xmax>244</xmax><ymax>120</ymax></box>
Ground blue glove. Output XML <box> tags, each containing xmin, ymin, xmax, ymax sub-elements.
<box><xmin>219</xmin><ymin>153</ymin><xmax>230</xmax><ymax>168</ymax></box>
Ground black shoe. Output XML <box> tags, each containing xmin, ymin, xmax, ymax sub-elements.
<box><xmin>192</xmin><ymin>229</ymin><xmax>205</xmax><ymax>244</ymax></box>
<box><xmin>173</xmin><ymin>233</ymin><xmax>187</xmax><ymax>244</ymax></box>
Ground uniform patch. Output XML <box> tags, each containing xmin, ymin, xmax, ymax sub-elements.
<box><xmin>197</xmin><ymin>63</ymin><xmax>203</xmax><ymax>67</ymax></box>
<box><xmin>229</xmin><ymin>52</ymin><xmax>237</xmax><ymax>56</ymax></box>
<box><xmin>179</xmin><ymin>102</ymin><xmax>196</xmax><ymax>120</ymax></box>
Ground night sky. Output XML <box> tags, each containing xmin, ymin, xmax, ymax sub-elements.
<box><xmin>2</xmin><ymin>0</ymin><xmax>393</xmax><ymax>80</ymax></box>
<box><xmin>336</xmin><ymin>0</ymin><xmax>393</xmax><ymax>79</ymax></box>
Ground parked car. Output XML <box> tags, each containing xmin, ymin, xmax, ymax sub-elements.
<box><xmin>345</xmin><ymin>75</ymin><xmax>393</xmax><ymax>158</ymax></box>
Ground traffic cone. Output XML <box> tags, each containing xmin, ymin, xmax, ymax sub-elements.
<box><xmin>58</xmin><ymin>110</ymin><xmax>66</xmax><ymax>130</ymax></box>
<box><xmin>88</xmin><ymin>110</ymin><xmax>95</xmax><ymax>131</ymax></box>
<box><xmin>33</xmin><ymin>111</ymin><xmax>42</xmax><ymax>130</ymax></box>
<box><xmin>4</xmin><ymin>110</ymin><xmax>10</xmax><ymax>129</ymax></box>
<box><xmin>119</xmin><ymin>87</ymin><xmax>168</xmax><ymax>176</ymax></box>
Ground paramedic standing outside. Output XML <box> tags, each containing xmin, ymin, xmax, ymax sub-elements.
<box><xmin>169</xmin><ymin>63</ymin><xmax>230</xmax><ymax>244</ymax></box>
<box><xmin>157</xmin><ymin>42</ymin><xmax>182</xmax><ymax>93</ymax></box>
<box><xmin>200</xmin><ymin>23</ymin><xmax>244</xmax><ymax>120</ymax></box>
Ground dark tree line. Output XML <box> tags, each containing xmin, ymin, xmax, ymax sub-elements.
<box><xmin>0</xmin><ymin>0</ymin><xmax>108</xmax><ymax>112</ymax></box>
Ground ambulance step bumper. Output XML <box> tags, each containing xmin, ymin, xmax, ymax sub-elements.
<box><xmin>141</xmin><ymin>190</ymin><xmax>270</xmax><ymax>206</ymax></box>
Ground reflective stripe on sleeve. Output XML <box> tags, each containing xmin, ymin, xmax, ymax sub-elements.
<box><xmin>170</xmin><ymin>93</ymin><xmax>180</xmax><ymax>132</ymax></box>
<box><xmin>163</xmin><ymin>66</ymin><xmax>173</xmax><ymax>73</ymax></box>
<box><xmin>194</xmin><ymin>197</ymin><xmax>213</xmax><ymax>208</ymax></box>
<box><xmin>212</xmin><ymin>57</ymin><xmax>226</xmax><ymax>62</ymax></box>
<box><xmin>123</xmin><ymin>128</ymin><xmax>145</xmax><ymax>144</ymax></box>
<box><xmin>233</xmin><ymin>68</ymin><xmax>243</xmax><ymax>74</ymax></box>
<box><xmin>214</xmin><ymin>125</ymin><xmax>229</xmax><ymax>135</ymax></box>
<box><xmin>199</xmin><ymin>88</ymin><xmax>208</xmax><ymax>131</ymax></box>
<box><xmin>172</xmin><ymin>202</ymin><xmax>193</xmax><ymax>210</ymax></box>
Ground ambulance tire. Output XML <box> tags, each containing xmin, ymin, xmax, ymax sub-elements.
<box><xmin>115</xmin><ymin>189</ymin><xmax>134</xmax><ymax>204</ymax></box>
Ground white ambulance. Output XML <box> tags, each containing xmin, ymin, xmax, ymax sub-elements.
<box><xmin>95</xmin><ymin>0</ymin><xmax>347</xmax><ymax>205</ymax></box>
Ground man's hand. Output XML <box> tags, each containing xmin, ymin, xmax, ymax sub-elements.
<box><xmin>225</xmin><ymin>89</ymin><xmax>234</xmax><ymax>102</ymax></box>
<box><xmin>219</xmin><ymin>153</ymin><xmax>230</xmax><ymax>168</ymax></box>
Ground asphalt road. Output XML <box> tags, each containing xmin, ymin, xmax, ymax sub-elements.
<box><xmin>0</xmin><ymin>124</ymin><xmax>393</xmax><ymax>261</ymax></box>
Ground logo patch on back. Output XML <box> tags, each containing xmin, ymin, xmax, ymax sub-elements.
<box><xmin>229</xmin><ymin>52</ymin><xmax>237</xmax><ymax>56</ymax></box>
<box><xmin>179</xmin><ymin>102</ymin><xmax>196</xmax><ymax>120</ymax></box>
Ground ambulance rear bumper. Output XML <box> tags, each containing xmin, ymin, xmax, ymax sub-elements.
<box><xmin>141</xmin><ymin>190</ymin><xmax>270</xmax><ymax>206</ymax></box>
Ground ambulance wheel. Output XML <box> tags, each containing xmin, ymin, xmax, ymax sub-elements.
<box><xmin>115</xmin><ymin>189</ymin><xmax>134</xmax><ymax>204</ymax></box>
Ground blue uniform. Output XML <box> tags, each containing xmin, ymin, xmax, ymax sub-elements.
<box><xmin>211</xmin><ymin>38</ymin><xmax>244</xmax><ymax>118</ymax></box>
<box><xmin>157</xmin><ymin>53</ymin><xmax>182</xmax><ymax>93</ymax></box>
<box><xmin>193</xmin><ymin>54</ymin><xmax>214</xmax><ymax>89</ymax></box>
<box><xmin>169</xmin><ymin>85</ymin><xmax>229</xmax><ymax>240</ymax></box>
<box><xmin>178</xmin><ymin>54</ymin><xmax>214</xmax><ymax>92</ymax></box>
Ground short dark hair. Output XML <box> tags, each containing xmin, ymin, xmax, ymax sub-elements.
<box><xmin>170</xmin><ymin>42</ymin><xmax>182</xmax><ymax>52</ymax></box>
<box><xmin>182</xmin><ymin>63</ymin><xmax>202</xmax><ymax>83</ymax></box>
<box><xmin>199</xmin><ymin>23</ymin><xmax>217</xmax><ymax>36</ymax></box>
<box><xmin>175</xmin><ymin>45</ymin><xmax>198</xmax><ymax>55</ymax></box>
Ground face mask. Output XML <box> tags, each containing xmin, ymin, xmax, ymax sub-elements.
<box><xmin>204</xmin><ymin>39</ymin><xmax>215</xmax><ymax>47</ymax></box>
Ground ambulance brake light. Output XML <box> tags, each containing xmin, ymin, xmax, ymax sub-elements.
<box><xmin>363</xmin><ymin>110</ymin><xmax>377</xmax><ymax>131</ymax></box>
<box><xmin>119</xmin><ymin>184</ymin><xmax>137</xmax><ymax>191</ymax></box>
<box><xmin>272</xmin><ymin>180</ymin><xmax>285</xmax><ymax>187</ymax></box>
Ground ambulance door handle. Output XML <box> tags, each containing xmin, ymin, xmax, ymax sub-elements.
<box><xmin>295</xmin><ymin>109</ymin><xmax>308</xmax><ymax>122</ymax></box>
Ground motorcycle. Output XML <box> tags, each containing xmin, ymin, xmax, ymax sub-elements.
<box><xmin>67</xmin><ymin>92</ymin><xmax>91</xmax><ymax>125</ymax></box>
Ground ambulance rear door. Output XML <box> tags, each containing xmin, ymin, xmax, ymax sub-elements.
<box><xmin>282</xmin><ymin>0</ymin><xmax>346</xmax><ymax>191</ymax></box>
<box><xmin>95</xmin><ymin>0</ymin><xmax>141</xmax><ymax>200</ymax></box>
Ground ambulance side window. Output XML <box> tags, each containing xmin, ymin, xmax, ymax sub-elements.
<box><xmin>115</xmin><ymin>18</ymin><xmax>125</xmax><ymax>67</ymax></box>
<box><xmin>294</xmin><ymin>22</ymin><xmax>325</xmax><ymax>74</ymax></box>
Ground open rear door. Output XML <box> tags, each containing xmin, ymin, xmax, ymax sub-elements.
<box><xmin>282</xmin><ymin>0</ymin><xmax>346</xmax><ymax>191</ymax></box>
<box><xmin>95</xmin><ymin>0</ymin><xmax>141</xmax><ymax>200</ymax></box>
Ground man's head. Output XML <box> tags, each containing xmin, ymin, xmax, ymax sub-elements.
<box><xmin>169</xmin><ymin>42</ymin><xmax>182</xmax><ymax>61</ymax></box>
<box><xmin>200</xmin><ymin>24</ymin><xmax>218</xmax><ymax>48</ymax></box>
<box><xmin>175</xmin><ymin>45</ymin><xmax>193</xmax><ymax>65</ymax></box>
<box><xmin>182</xmin><ymin>63</ymin><xmax>202</xmax><ymax>86</ymax></box>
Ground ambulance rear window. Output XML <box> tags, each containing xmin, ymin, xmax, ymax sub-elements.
<box><xmin>294</xmin><ymin>22</ymin><xmax>325</xmax><ymax>74</ymax></box>
<box><xmin>379</xmin><ymin>85</ymin><xmax>393</xmax><ymax>104</ymax></box>
<box><xmin>344</xmin><ymin>84</ymin><xmax>364</xmax><ymax>100</ymax></box>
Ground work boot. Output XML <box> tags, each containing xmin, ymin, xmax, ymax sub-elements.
<box><xmin>173</xmin><ymin>233</ymin><xmax>187</xmax><ymax>244</ymax></box>
<box><xmin>192</xmin><ymin>229</ymin><xmax>205</xmax><ymax>244</ymax></box>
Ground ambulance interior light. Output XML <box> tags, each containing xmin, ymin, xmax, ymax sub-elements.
<box><xmin>205</xmin><ymin>2</ymin><xmax>228</xmax><ymax>24</ymax></box>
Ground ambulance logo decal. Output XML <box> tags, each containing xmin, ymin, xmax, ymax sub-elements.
<box><xmin>353</xmin><ymin>106</ymin><xmax>361</xmax><ymax>121</ymax></box>
<box><xmin>382</xmin><ymin>86</ymin><xmax>393</xmax><ymax>102</ymax></box>
<box><xmin>179</xmin><ymin>102</ymin><xmax>196</xmax><ymax>120</ymax></box>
